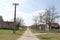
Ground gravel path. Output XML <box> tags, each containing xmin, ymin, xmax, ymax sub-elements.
<box><xmin>17</xmin><ymin>28</ymin><xmax>40</xmax><ymax>40</ymax></box>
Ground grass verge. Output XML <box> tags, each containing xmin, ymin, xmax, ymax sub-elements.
<box><xmin>0</xmin><ymin>28</ymin><xmax>26</xmax><ymax>40</ymax></box>
<box><xmin>37</xmin><ymin>33</ymin><xmax>60</xmax><ymax>40</ymax></box>
<box><xmin>30</xmin><ymin>28</ymin><xmax>60</xmax><ymax>40</ymax></box>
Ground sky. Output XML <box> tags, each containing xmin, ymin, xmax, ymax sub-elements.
<box><xmin>0</xmin><ymin>0</ymin><xmax>60</xmax><ymax>26</ymax></box>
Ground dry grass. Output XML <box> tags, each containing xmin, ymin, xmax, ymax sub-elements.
<box><xmin>37</xmin><ymin>33</ymin><xmax>60</xmax><ymax>40</ymax></box>
<box><xmin>30</xmin><ymin>28</ymin><xmax>60</xmax><ymax>40</ymax></box>
<box><xmin>0</xmin><ymin>28</ymin><xmax>26</xmax><ymax>40</ymax></box>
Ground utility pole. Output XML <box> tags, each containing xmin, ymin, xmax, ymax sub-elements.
<box><xmin>13</xmin><ymin>3</ymin><xmax>19</xmax><ymax>34</ymax></box>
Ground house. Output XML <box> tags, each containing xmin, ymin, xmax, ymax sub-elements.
<box><xmin>0</xmin><ymin>21</ymin><xmax>14</xmax><ymax>29</ymax></box>
<box><xmin>36</xmin><ymin>23</ymin><xmax>60</xmax><ymax>31</ymax></box>
<box><xmin>45</xmin><ymin>23</ymin><xmax>60</xmax><ymax>30</ymax></box>
<box><xmin>0</xmin><ymin>21</ymin><xmax>20</xmax><ymax>30</ymax></box>
<box><xmin>38</xmin><ymin>24</ymin><xmax>46</xmax><ymax>30</ymax></box>
<box><xmin>0</xmin><ymin>16</ymin><xmax>20</xmax><ymax>30</ymax></box>
<box><xmin>50</xmin><ymin>23</ymin><xmax>60</xmax><ymax>30</ymax></box>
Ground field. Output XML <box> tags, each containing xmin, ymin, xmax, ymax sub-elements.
<box><xmin>0</xmin><ymin>28</ymin><xmax>26</xmax><ymax>40</ymax></box>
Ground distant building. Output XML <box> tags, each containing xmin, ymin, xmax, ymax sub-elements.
<box><xmin>50</xmin><ymin>23</ymin><xmax>59</xmax><ymax>30</ymax></box>
<box><xmin>0</xmin><ymin>16</ymin><xmax>3</xmax><ymax>22</ymax></box>
<box><xmin>39</xmin><ymin>23</ymin><xmax>60</xmax><ymax>30</ymax></box>
<box><xmin>0</xmin><ymin>21</ymin><xmax>14</xmax><ymax>29</ymax></box>
<box><xmin>0</xmin><ymin>16</ymin><xmax>19</xmax><ymax>30</ymax></box>
<box><xmin>32</xmin><ymin>22</ymin><xmax>60</xmax><ymax>31</ymax></box>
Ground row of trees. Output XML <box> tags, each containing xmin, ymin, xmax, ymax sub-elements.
<box><xmin>33</xmin><ymin>6</ymin><xmax>60</xmax><ymax>30</ymax></box>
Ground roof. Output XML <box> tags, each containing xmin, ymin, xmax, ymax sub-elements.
<box><xmin>0</xmin><ymin>21</ymin><xmax>14</xmax><ymax>26</ymax></box>
<box><xmin>38</xmin><ymin>23</ymin><xmax>59</xmax><ymax>27</ymax></box>
<box><xmin>50</xmin><ymin>23</ymin><xmax>59</xmax><ymax>27</ymax></box>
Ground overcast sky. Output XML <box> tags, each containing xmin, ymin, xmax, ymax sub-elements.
<box><xmin>0</xmin><ymin>0</ymin><xmax>60</xmax><ymax>26</ymax></box>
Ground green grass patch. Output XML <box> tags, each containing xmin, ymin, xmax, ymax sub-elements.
<box><xmin>0</xmin><ymin>28</ymin><xmax>26</xmax><ymax>40</ymax></box>
<box><xmin>30</xmin><ymin>28</ymin><xmax>60</xmax><ymax>40</ymax></box>
<box><xmin>30</xmin><ymin>28</ymin><xmax>60</xmax><ymax>33</ymax></box>
<box><xmin>37</xmin><ymin>33</ymin><xmax>60</xmax><ymax>40</ymax></box>
<box><xmin>30</xmin><ymin>28</ymin><xmax>46</xmax><ymax>34</ymax></box>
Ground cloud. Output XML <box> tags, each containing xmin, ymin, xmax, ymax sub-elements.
<box><xmin>0</xmin><ymin>0</ymin><xmax>46</xmax><ymax>26</ymax></box>
<box><xmin>16</xmin><ymin>8</ymin><xmax>32</xmax><ymax>17</ymax></box>
<box><xmin>16</xmin><ymin>9</ymin><xmax>45</xmax><ymax>26</ymax></box>
<box><xmin>16</xmin><ymin>9</ymin><xmax>33</xmax><ymax>26</ymax></box>
<box><xmin>32</xmin><ymin>10</ymin><xmax>45</xmax><ymax>16</ymax></box>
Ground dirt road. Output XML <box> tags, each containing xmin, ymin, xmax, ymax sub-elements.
<box><xmin>17</xmin><ymin>28</ymin><xmax>40</xmax><ymax>40</ymax></box>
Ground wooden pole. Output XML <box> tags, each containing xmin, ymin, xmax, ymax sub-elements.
<box><xmin>13</xmin><ymin>3</ymin><xmax>19</xmax><ymax>34</ymax></box>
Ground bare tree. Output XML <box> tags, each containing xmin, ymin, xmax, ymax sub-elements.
<box><xmin>39</xmin><ymin>13</ymin><xmax>45</xmax><ymax>24</ymax></box>
<box><xmin>11</xmin><ymin>17</ymin><xmax>24</xmax><ymax>30</ymax></box>
<box><xmin>16</xmin><ymin>18</ymin><xmax>24</xmax><ymax>27</ymax></box>
<box><xmin>32</xmin><ymin>6</ymin><xmax>60</xmax><ymax>31</ymax></box>
<box><xmin>42</xmin><ymin>6</ymin><xmax>60</xmax><ymax>30</ymax></box>
<box><xmin>33</xmin><ymin>16</ymin><xmax>39</xmax><ymax>29</ymax></box>
<box><xmin>19</xmin><ymin>18</ymin><xmax>24</xmax><ymax>27</ymax></box>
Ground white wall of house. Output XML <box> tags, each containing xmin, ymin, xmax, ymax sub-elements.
<box><xmin>46</xmin><ymin>24</ymin><xmax>49</xmax><ymax>30</ymax></box>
